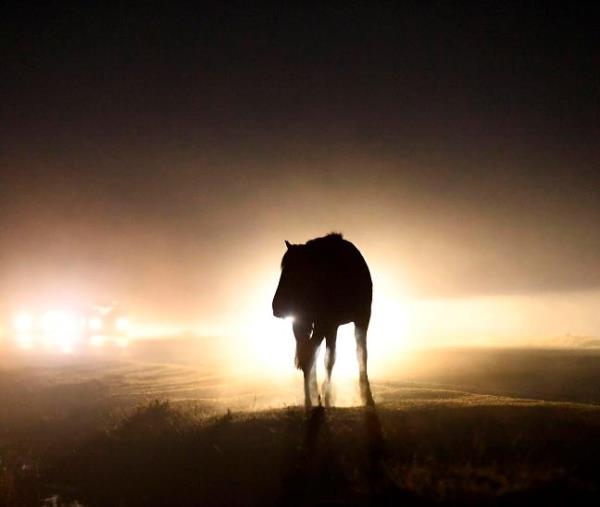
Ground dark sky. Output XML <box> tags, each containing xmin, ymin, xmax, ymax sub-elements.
<box><xmin>1</xmin><ymin>2</ymin><xmax>599</xmax><ymax>323</ymax></box>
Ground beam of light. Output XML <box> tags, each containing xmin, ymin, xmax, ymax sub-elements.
<box><xmin>232</xmin><ymin>298</ymin><xmax>413</xmax><ymax>384</ymax></box>
<box><xmin>229</xmin><ymin>270</ymin><xmax>414</xmax><ymax>381</ymax></box>
<box><xmin>220</xmin><ymin>266</ymin><xmax>415</xmax><ymax>407</ymax></box>
<box><xmin>242</xmin><ymin>312</ymin><xmax>296</xmax><ymax>376</ymax></box>
<box><xmin>8</xmin><ymin>304</ymin><xmax>145</xmax><ymax>353</ymax></box>
<box><xmin>312</xmin><ymin>297</ymin><xmax>412</xmax><ymax>383</ymax></box>
<box><xmin>368</xmin><ymin>295</ymin><xmax>413</xmax><ymax>373</ymax></box>
<box><xmin>41</xmin><ymin>310</ymin><xmax>82</xmax><ymax>352</ymax></box>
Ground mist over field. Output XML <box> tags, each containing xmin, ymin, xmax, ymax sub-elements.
<box><xmin>2</xmin><ymin>336</ymin><xmax>600</xmax><ymax>505</ymax></box>
<box><xmin>2</xmin><ymin>1</ymin><xmax>599</xmax><ymax>505</ymax></box>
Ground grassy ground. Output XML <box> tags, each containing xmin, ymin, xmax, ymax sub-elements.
<box><xmin>2</xmin><ymin>399</ymin><xmax>600</xmax><ymax>505</ymax></box>
<box><xmin>2</xmin><ymin>347</ymin><xmax>600</xmax><ymax>505</ymax></box>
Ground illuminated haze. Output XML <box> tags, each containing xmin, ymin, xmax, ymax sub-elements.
<box><xmin>1</xmin><ymin>4</ymin><xmax>599</xmax><ymax>351</ymax></box>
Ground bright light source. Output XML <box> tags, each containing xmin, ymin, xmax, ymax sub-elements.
<box><xmin>284</xmin><ymin>315</ymin><xmax>295</xmax><ymax>323</ymax></box>
<box><xmin>14</xmin><ymin>312</ymin><xmax>33</xmax><ymax>333</ymax></box>
<box><xmin>89</xmin><ymin>317</ymin><xmax>103</xmax><ymax>331</ymax></box>
<box><xmin>115</xmin><ymin>317</ymin><xmax>129</xmax><ymax>332</ymax></box>
<box><xmin>320</xmin><ymin>323</ymin><xmax>358</xmax><ymax>380</ymax></box>
<box><xmin>41</xmin><ymin>310</ymin><xmax>82</xmax><ymax>351</ymax></box>
<box><xmin>41</xmin><ymin>310</ymin><xmax>79</xmax><ymax>335</ymax></box>
<box><xmin>238</xmin><ymin>312</ymin><xmax>296</xmax><ymax>376</ymax></box>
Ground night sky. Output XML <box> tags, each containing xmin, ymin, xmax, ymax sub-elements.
<box><xmin>1</xmin><ymin>2</ymin><xmax>599</xmax><ymax>330</ymax></box>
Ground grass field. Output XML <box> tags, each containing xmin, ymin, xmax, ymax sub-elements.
<box><xmin>1</xmin><ymin>341</ymin><xmax>600</xmax><ymax>505</ymax></box>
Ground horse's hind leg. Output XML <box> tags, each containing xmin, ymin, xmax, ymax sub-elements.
<box><xmin>322</xmin><ymin>326</ymin><xmax>338</xmax><ymax>407</ymax></box>
<box><xmin>355</xmin><ymin>319</ymin><xmax>374</xmax><ymax>406</ymax></box>
<box><xmin>302</xmin><ymin>322</ymin><xmax>325</xmax><ymax>410</ymax></box>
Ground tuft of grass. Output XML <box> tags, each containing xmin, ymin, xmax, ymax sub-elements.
<box><xmin>3</xmin><ymin>400</ymin><xmax>600</xmax><ymax>505</ymax></box>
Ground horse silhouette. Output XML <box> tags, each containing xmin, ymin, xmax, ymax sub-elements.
<box><xmin>272</xmin><ymin>233</ymin><xmax>374</xmax><ymax>408</ymax></box>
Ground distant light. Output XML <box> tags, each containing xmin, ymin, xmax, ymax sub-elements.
<box><xmin>89</xmin><ymin>317</ymin><xmax>103</xmax><ymax>331</ymax></box>
<box><xmin>41</xmin><ymin>310</ymin><xmax>81</xmax><ymax>351</ymax></box>
<box><xmin>14</xmin><ymin>312</ymin><xmax>33</xmax><ymax>333</ymax></box>
<box><xmin>115</xmin><ymin>317</ymin><xmax>130</xmax><ymax>332</ymax></box>
<box><xmin>284</xmin><ymin>315</ymin><xmax>295</xmax><ymax>323</ymax></box>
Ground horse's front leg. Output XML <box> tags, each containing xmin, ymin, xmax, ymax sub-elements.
<box><xmin>303</xmin><ymin>366</ymin><xmax>311</xmax><ymax>409</ymax></box>
<box><xmin>294</xmin><ymin>319</ymin><xmax>317</xmax><ymax>409</ymax></box>
<box><xmin>303</xmin><ymin>359</ymin><xmax>318</xmax><ymax>410</ymax></box>
<box><xmin>296</xmin><ymin>320</ymin><xmax>327</xmax><ymax>410</ymax></box>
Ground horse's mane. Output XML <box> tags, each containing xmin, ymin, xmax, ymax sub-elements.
<box><xmin>281</xmin><ymin>233</ymin><xmax>344</xmax><ymax>269</ymax></box>
<box><xmin>306</xmin><ymin>232</ymin><xmax>344</xmax><ymax>246</ymax></box>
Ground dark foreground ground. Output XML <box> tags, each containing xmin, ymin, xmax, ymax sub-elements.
<box><xmin>1</xmin><ymin>343</ymin><xmax>600</xmax><ymax>506</ymax></box>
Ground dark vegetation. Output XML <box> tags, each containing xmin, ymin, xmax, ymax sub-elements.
<box><xmin>2</xmin><ymin>399</ymin><xmax>600</xmax><ymax>506</ymax></box>
<box><xmin>3</xmin><ymin>346</ymin><xmax>600</xmax><ymax>505</ymax></box>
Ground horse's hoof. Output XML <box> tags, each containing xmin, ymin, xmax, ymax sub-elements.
<box><xmin>311</xmin><ymin>405</ymin><xmax>325</xmax><ymax>416</ymax></box>
<box><xmin>361</xmin><ymin>389</ymin><xmax>375</xmax><ymax>407</ymax></box>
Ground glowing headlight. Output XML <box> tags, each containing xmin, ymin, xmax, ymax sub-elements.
<box><xmin>14</xmin><ymin>312</ymin><xmax>33</xmax><ymax>333</ymax></box>
<box><xmin>41</xmin><ymin>310</ymin><xmax>82</xmax><ymax>352</ymax></box>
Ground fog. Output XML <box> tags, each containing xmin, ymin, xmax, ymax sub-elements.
<box><xmin>2</xmin><ymin>3</ymin><xmax>598</xmax><ymax>349</ymax></box>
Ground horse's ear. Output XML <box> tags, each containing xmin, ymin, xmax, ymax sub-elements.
<box><xmin>285</xmin><ymin>240</ymin><xmax>292</xmax><ymax>249</ymax></box>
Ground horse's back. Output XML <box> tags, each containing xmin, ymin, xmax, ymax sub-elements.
<box><xmin>306</xmin><ymin>234</ymin><xmax>372</xmax><ymax>322</ymax></box>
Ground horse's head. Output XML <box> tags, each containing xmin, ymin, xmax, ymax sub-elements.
<box><xmin>273</xmin><ymin>240</ymin><xmax>317</xmax><ymax>370</ymax></box>
<box><xmin>272</xmin><ymin>240</ymin><xmax>313</xmax><ymax>320</ymax></box>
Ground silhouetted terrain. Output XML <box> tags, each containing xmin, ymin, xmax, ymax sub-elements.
<box><xmin>2</xmin><ymin>343</ymin><xmax>600</xmax><ymax>505</ymax></box>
